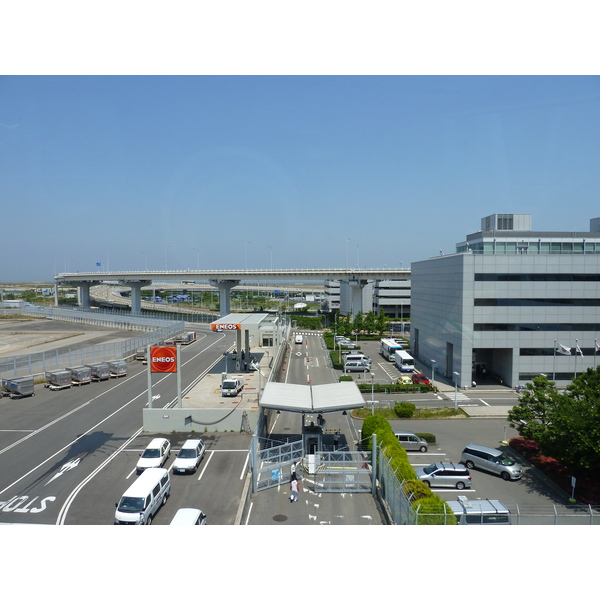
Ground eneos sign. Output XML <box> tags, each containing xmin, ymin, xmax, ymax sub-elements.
<box><xmin>150</xmin><ymin>346</ymin><xmax>177</xmax><ymax>373</ymax></box>
<box><xmin>211</xmin><ymin>323</ymin><xmax>241</xmax><ymax>331</ymax></box>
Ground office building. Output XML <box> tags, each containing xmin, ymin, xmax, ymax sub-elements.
<box><xmin>411</xmin><ymin>214</ymin><xmax>600</xmax><ymax>388</ymax></box>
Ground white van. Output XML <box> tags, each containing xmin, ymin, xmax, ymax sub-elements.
<box><xmin>344</xmin><ymin>360</ymin><xmax>370</xmax><ymax>372</ymax></box>
<box><xmin>447</xmin><ymin>496</ymin><xmax>511</xmax><ymax>525</ymax></box>
<box><xmin>295</xmin><ymin>334</ymin><xmax>303</xmax><ymax>344</ymax></box>
<box><xmin>170</xmin><ymin>508</ymin><xmax>207</xmax><ymax>525</ymax></box>
<box><xmin>172</xmin><ymin>439</ymin><xmax>206</xmax><ymax>474</ymax></box>
<box><xmin>114</xmin><ymin>467</ymin><xmax>171</xmax><ymax>525</ymax></box>
<box><xmin>344</xmin><ymin>353</ymin><xmax>372</xmax><ymax>366</ymax></box>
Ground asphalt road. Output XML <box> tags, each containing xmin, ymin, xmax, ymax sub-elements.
<box><xmin>0</xmin><ymin>321</ymin><xmax>573</xmax><ymax>528</ymax></box>
<box><xmin>0</xmin><ymin>324</ymin><xmax>249</xmax><ymax>525</ymax></box>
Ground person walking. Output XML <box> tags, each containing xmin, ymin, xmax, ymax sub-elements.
<box><xmin>290</xmin><ymin>477</ymin><xmax>300</xmax><ymax>502</ymax></box>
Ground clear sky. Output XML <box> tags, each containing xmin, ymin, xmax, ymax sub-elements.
<box><xmin>1</xmin><ymin>75</ymin><xmax>599</xmax><ymax>281</ymax></box>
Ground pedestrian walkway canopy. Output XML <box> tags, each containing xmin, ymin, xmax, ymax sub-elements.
<box><xmin>259</xmin><ymin>381</ymin><xmax>365</xmax><ymax>414</ymax></box>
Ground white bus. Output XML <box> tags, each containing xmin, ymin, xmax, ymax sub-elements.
<box><xmin>395</xmin><ymin>350</ymin><xmax>415</xmax><ymax>372</ymax></box>
<box><xmin>380</xmin><ymin>338</ymin><xmax>404</xmax><ymax>362</ymax></box>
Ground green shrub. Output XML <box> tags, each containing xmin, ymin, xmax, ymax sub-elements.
<box><xmin>402</xmin><ymin>480</ymin><xmax>433</xmax><ymax>501</ymax></box>
<box><xmin>394</xmin><ymin>402</ymin><xmax>416</xmax><ymax>418</ymax></box>
<box><xmin>416</xmin><ymin>432</ymin><xmax>437</xmax><ymax>444</ymax></box>
<box><xmin>413</xmin><ymin>496</ymin><xmax>457</xmax><ymax>525</ymax></box>
<box><xmin>339</xmin><ymin>375</ymin><xmax>353</xmax><ymax>382</ymax></box>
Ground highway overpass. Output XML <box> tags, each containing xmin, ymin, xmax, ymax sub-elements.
<box><xmin>54</xmin><ymin>268</ymin><xmax>410</xmax><ymax>316</ymax></box>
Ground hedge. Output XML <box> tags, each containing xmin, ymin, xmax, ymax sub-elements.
<box><xmin>361</xmin><ymin>414</ymin><xmax>454</xmax><ymax>524</ymax></box>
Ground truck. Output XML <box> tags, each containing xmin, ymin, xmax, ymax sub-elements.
<box><xmin>221</xmin><ymin>376</ymin><xmax>244</xmax><ymax>397</ymax></box>
<box><xmin>179</xmin><ymin>331</ymin><xmax>197</xmax><ymax>344</ymax></box>
<box><xmin>45</xmin><ymin>369</ymin><xmax>72</xmax><ymax>391</ymax></box>
<box><xmin>135</xmin><ymin>348</ymin><xmax>148</xmax><ymax>363</ymax></box>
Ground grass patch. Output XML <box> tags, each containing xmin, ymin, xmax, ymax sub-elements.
<box><xmin>352</xmin><ymin>406</ymin><xmax>467</xmax><ymax>419</ymax></box>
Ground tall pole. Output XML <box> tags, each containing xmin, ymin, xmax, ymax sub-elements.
<box><xmin>453</xmin><ymin>371</ymin><xmax>459</xmax><ymax>411</ymax></box>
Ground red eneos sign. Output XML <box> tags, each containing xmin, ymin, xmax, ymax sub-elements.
<box><xmin>150</xmin><ymin>346</ymin><xmax>177</xmax><ymax>373</ymax></box>
<box><xmin>211</xmin><ymin>323</ymin><xmax>241</xmax><ymax>331</ymax></box>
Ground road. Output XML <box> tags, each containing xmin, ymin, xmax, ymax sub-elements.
<box><xmin>0</xmin><ymin>325</ymin><xmax>250</xmax><ymax>525</ymax></box>
<box><xmin>244</xmin><ymin>332</ymin><xmax>385</xmax><ymax>525</ymax></box>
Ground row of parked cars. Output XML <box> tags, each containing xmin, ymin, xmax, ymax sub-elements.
<box><xmin>114</xmin><ymin>437</ymin><xmax>207</xmax><ymax>525</ymax></box>
<box><xmin>394</xmin><ymin>432</ymin><xmax>523</xmax><ymax>489</ymax></box>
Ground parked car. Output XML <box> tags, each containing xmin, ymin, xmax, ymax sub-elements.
<box><xmin>412</xmin><ymin>373</ymin><xmax>431</xmax><ymax>386</ymax></box>
<box><xmin>338</xmin><ymin>339</ymin><xmax>356</xmax><ymax>348</ymax></box>
<box><xmin>394</xmin><ymin>430</ymin><xmax>429</xmax><ymax>452</ymax></box>
<box><xmin>398</xmin><ymin>376</ymin><xmax>412</xmax><ymax>385</ymax></box>
<box><xmin>136</xmin><ymin>438</ymin><xmax>171</xmax><ymax>474</ymax></box>
<box><xmin>416</xmin><ymin>462</ymin><xmax>472</xmax><ymax>489</ymax></box>
<box><xmin>172</xmin><ymin>439</ymin><xmax>206</xmax><ymax>474</ymax></box>
<box><xmin>461</xmin><ymin>443</ymin><xmax>523</xmax><ymax>481</ymax></box>
<box><xmin>170</xmin><ymin>508</ymin><xmax>207</xmax><ymax>525</ymax></box>
<box><xmin>447</xmin><ymin>496</ymin><xmax>511</xmax><ymax>525</ymax></box>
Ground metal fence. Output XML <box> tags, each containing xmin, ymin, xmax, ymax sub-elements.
<box><xmin>375</xmin><ymin>443</ymin><xmax>419</xmax><ymax>525</ymax></box>
<box><xmin>0</xmin><ymin>306</ymin><xmax>186</xmax><ymax>378</ymax></box>
<box><xmin>374</xmin><ymin>439</ymin><xmax>600</xmax><ymax>524</ymax></box>
<box><xmin>422</xmin><ymin>502</ymin><xmax>600</xmax><ymax>525</ymax></box>
<box><xmin>63</xmin><ymin>304</ymin><xmax>218</xmax><ymax>324</ymax></box>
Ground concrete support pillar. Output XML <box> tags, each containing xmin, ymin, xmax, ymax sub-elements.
<box><xmin>78</xmin><ymin>282</ymin><xmax>91</xmax><ymax>309</ymax></box>
<box><xmin>209</xmin><ymin>279</ymin><xmax>239</xmax><ymax>317</ymax></box>
<box><xmin>113</xmin><ymin>280</ymin><xmax>151</xmax><ymax>314</ymax></box>
<box><xmin>128</xmin><ymin>281</ymin><xmax>148</xmax><ymax>314</ymax></box>
<box><xmin>54</xmin><ymin>282</ymin><xmax>60</xmax><ymax>307</ymax></box>
<box><xmin>348</xmin><ymin>279</ymin><xmax>368</xmax><ymax>318</ymax></box>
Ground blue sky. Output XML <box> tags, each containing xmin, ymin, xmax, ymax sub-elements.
<box><xmin>1</xmin><ymin>75</ymin><xmax>599</xmax><ymax>281</ymax></box>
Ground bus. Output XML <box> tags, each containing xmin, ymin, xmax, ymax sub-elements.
<box><xmin>395</xmin><ymin>350</ymin><xmax>415</xmax><ymax>372</ymax></box>
<box><xmin>380</xmin><ymin>338</ymin><xmax>404</xmax><ymax>362</ymax></box>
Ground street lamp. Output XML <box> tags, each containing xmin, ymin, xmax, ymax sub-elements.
<box><xmin>431</xmin><ymin>359</ymin><xmax>437</xmax><ymax>389</ymax></box>
<box><xmin>453</xmin><ymin>371</ymin><xmax>460</xmax><ymax>411</ymax></box>
<box><xmin>370</xmin><ymin>372</ymin><xmax>375</xmax><ymax>415</ymax></box>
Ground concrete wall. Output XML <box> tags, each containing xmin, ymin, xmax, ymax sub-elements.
<box><xmin>142</xmin><ymin>407</ymin><xmax>261</xmax><ymax>433</ymax></box>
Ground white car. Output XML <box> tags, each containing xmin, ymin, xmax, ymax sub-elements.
<box><xmin>136</xmin><ymin>438</ymin><xmax>171</xmax><ymax>475</ymax></box>
<box><xmin>172</xmin><ymin>439</ymin><xmax>206</xmax><ymax>474</ymax></box>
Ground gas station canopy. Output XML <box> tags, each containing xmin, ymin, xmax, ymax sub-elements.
<box><xmin>259</xmin><ymin>381</ymin><xmax>365</xmax><ymax>414</ymax></box>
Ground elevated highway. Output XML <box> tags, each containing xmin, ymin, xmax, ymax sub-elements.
<box><xmin>54</xmin><ymin>268</ymin><xmax>410</xmax><ymax>316</ymax></box>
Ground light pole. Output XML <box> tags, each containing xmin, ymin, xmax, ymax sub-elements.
<box><xmin>431</xmin><ymin>359</ymin><xmax>437</xmax><ymax>389</ymax></box>
<box><xmin>245</xmin><ymin>241</ymin><xmax>251</xmax><ymax>270</ymax></box>
<box><xmin>371</xmin><ymin>372</ymin><xmax>375</xmax><ymax>415</ymax></box>
<box><xmin>453</xmin><ymin>371</ymin><xmax>460</xmax><ymax>411</ymax></box>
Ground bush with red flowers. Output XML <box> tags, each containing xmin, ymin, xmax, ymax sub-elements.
<box><xmin>509</xmin><ymin>437</ymin><xmax>600</xmax><ymax>504</ymax></box>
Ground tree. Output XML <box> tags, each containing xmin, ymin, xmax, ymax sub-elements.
<box><xmin>549</xmin><ymin>367</ymin><xmax>600</xmax><ymax>473</ymax></box>
<box><xmin>508</xmin><ymin>369</ymin><xmax>600</xmax><ymax>475</ymax></box>
<box><xmin>363</xmin><ymin>310</ymin><xmax>377</xmax><ymax>335</ymax></box>
<box><xmin>376</xmin><ymin>309</ymin><xmax>389</xmax><ymax>336</ymax></box>
<box><xmin>352</xmin><ymin>311</ymin><xmax>364</xmax><ymax>336</ymax></box>
<box><xmin>507</xmin><ymin>376</ymin><xmax>563</xmax><ymax>451</ymax></box>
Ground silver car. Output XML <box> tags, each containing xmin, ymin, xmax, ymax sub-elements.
<box><xmin>461</xmin><ymin>444</ymin><xmax>523</xmax><ymax>481</ymax></box>
<box><xmin>416</xmin><ymin>462</ymin><xmax>472</xmax><ymax>489</ymax></box>
<box><xmin>394</xmin><ymin>431</ymin><xmax>428</xmax><ymax>453</ymax></box>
